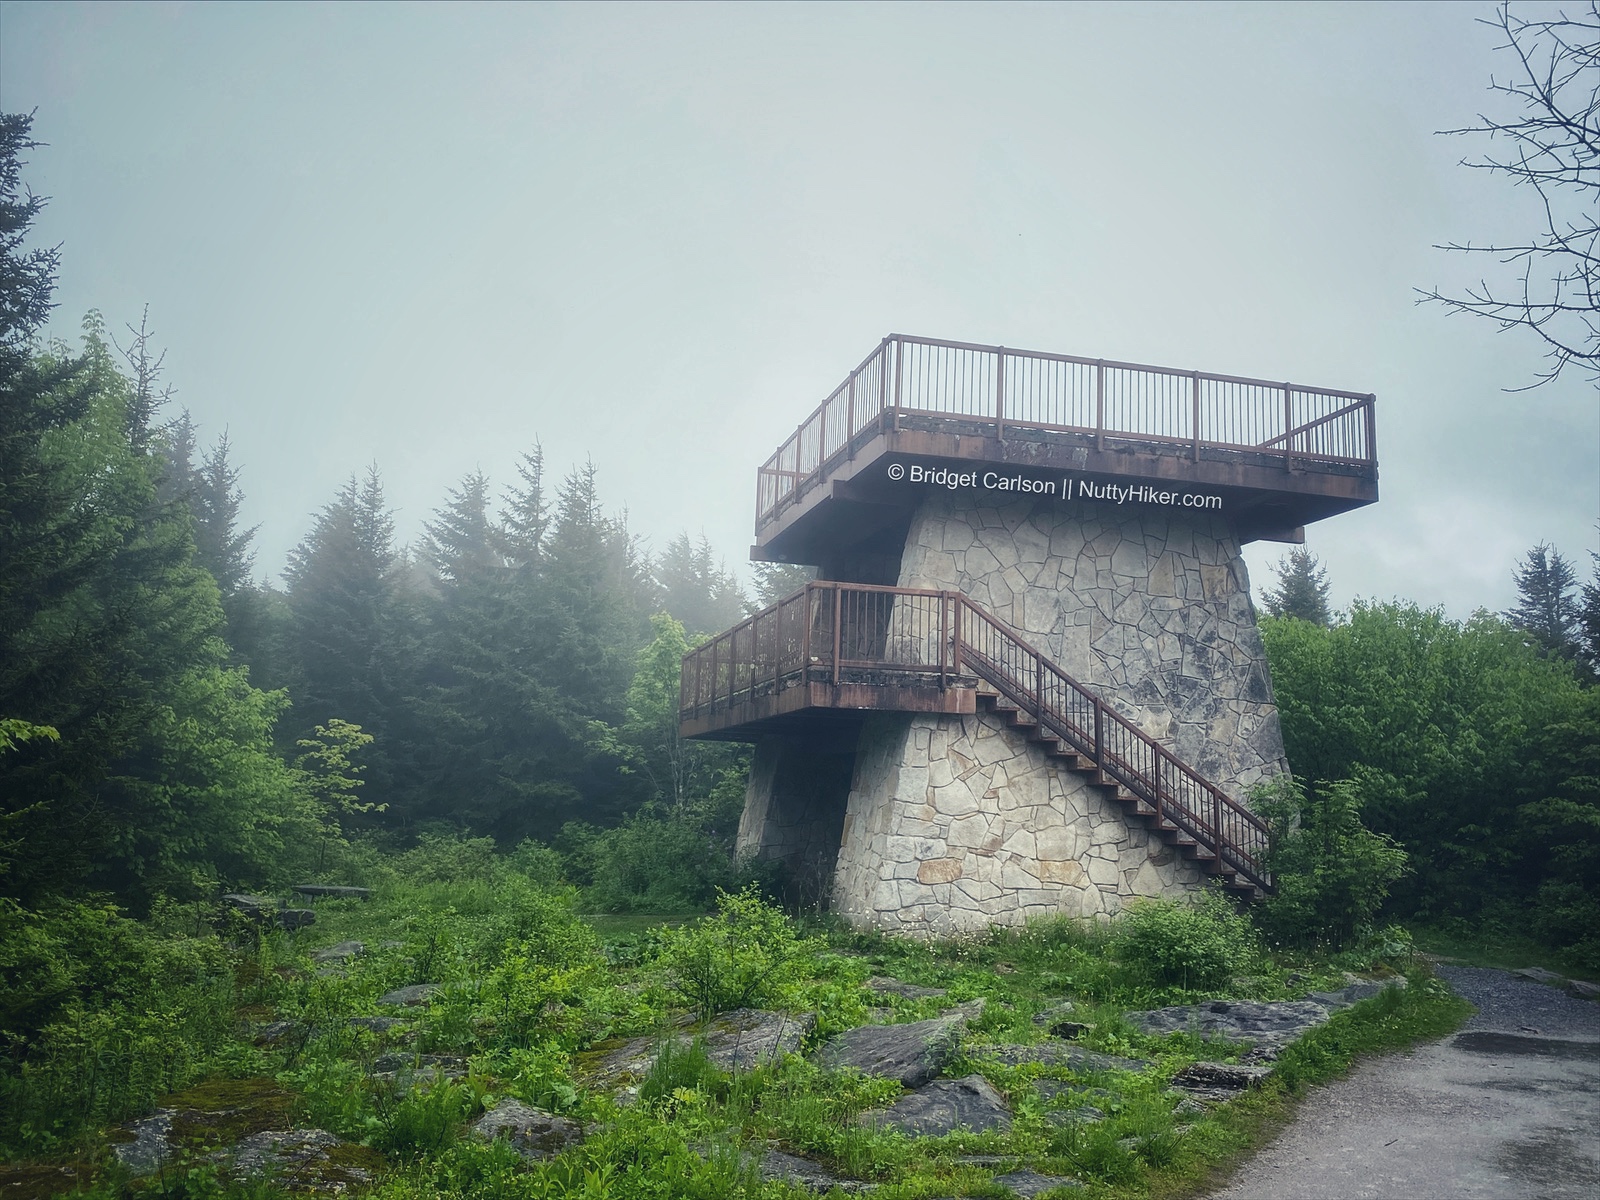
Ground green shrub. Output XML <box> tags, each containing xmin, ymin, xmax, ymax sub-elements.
<box><xmin>1253</xmin><ymin>773</ymin><xmax>1410</xmax><ymax>950</ymax></box>
<box><xmin>652</xmin><ymin>886</ymin><xmax>819</xmax><ymax>1017</ymax></box>
<box><xmin>638</xmin><ymin>1035</ymin><xmax>723</xmax><ymax>1104</ymax></box>
<box><xmin>0</xmin><ymin>899</ymin><xmax>236</xmax><ymax>1155</ymax></box>
<box><xmin>559</xmin><ymin>802</ymin><xmax>779</xmax><ymax>915</ymax></box>
<box><xmin>1113</xmin><ymin>892</ymin><xmax>1260</xmax><ymax>993</ymax></box>
<box><xmin>369</xmin><ymin>1076</ymin><xmax>480</xmax><ymax>1158</ymax></box>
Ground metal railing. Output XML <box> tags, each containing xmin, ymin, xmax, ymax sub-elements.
<box><xmin>756</xmin><ymin>334</ymin><xmax>1377</xmax><ymax>527</ymax></box>
<box><xmin>680</xmin><ymin>581</ymin><xmax>1273</xmax><ymax>890</ymax></box>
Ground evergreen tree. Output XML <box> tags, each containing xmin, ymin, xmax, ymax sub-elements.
<box><xmin>1581</xmin><ymin>551</ymin><xmax>1600</xmax><ymax>679</ymax></box>
<box><xmin>158</xmin><ymin>408</ymin><xmax>198</xmax><ymax>507</ymax></box>
<box><xmin>284</xmin><ymin>465</ymin><xmax>414</xmax><ymax>806</ymax></box>
<box><xmin>193</xmin><ymin>430</ymin><xmax>257</xmax><ymax>598</ymax></box>
<box><xmin>498</xmin><ymin>444</ymin><xmax>550</xmax><ymax>570</ymax></box>
<box><xmin>751</xmin><ymin>561</ymin><xmax>815</xmax><ymax>609</ymax></box>
<box><xmin>113</xmin><ymin>306</ymin><xmax>171</xmax><ymax>456</ymax></box>
<box><xmin>422</xmin><ymin>469</ymin><xmax>499</xmax><ymax>586</ymax></box>
<box><xmin>1506</xmin><ymin>543</ymin><xmax>1580</xmax><ymax>659</ymax></box>
<box><xmin>1261</xmin><ymin>547</ymin><xmax>1332</xmax><ymax>625</ymax></box>
<box><xmin>655</xmin><ymin>533</ymin><xmax>747</xmax><ymax>634</ymax></box>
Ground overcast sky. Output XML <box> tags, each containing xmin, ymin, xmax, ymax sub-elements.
<box><xmin>2</xmin><ymin>1</ymin><xmax>1595</xmax><ymax>619</ymax></box>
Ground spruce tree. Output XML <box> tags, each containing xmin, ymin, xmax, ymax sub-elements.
<box><xmin>498</xmin><ymin>444</ymin><xmax>550</xmax><ymax>570</ymax></box>
<box><xmin>284</xmin><ymin>465</ymin><xmax>413</xmax><ymax>806</ymax></box>
<box><xmin>655</xmin><ymin>533</ymin><xmax>747</xmax><ymax>634</ymax></box>
<box><xmin>1505</xmin><ymin>543</ymin><xmax>1580</xmax><ymax>659</ymax></box>
<box><xmin>1580</xmin><ymin>551</ymin><xmax>1600</xmax><ymax>679</ymax></box>
<box><xmin>422</xmin><ymin>469</ymin><xmax>499</xmax><ymax>586</ymax></box>
<box><xmin>1261</xmin><ymin>547</ymin><xmax>1333</xmax><ymax>625</ymax></box>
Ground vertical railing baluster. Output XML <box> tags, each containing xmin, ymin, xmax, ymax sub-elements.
<box><xmin>832</xmin><ymin>585</ymin><xmax>843</xmax><ymax>687</ymax></box>
<box><xmin>996</xmin><ymin>348</ymin><xmax>1006</xmax><ymax>442</ymax></box>
<box><xmin>891</xmin><ymin>337</ymin><xmax>903</xmax><ymax>433</ymax></box>
<box><xmin>1283</xmin><ymin>383</ymin><xmax>1294</xmax><ymax>472</ymax></box>
<box><xmin>1096</xmin><ymin>360</ymin><xmax>1105</xmax><ymax>452</ymax></box>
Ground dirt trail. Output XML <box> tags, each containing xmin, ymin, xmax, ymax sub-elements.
<box><xmin>1206</xmin><ymin>967</ymin><xmax>1600</xmax><ymax>1200</ymax></box>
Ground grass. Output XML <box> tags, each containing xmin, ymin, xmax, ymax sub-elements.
<box><xmin>1410</xmin><ymin>923</ymin><xmax>1600</xmax><ymax>980</ymax></box>
<box><xmin>1</xmin><ymin>856</ymin><xmax>1481</xmax><ymax>1200</ymax></box>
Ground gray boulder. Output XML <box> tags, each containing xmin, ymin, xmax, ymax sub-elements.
<box><xmin>230</xmin><ymin>1128</ymin><xmax>374</xmax><ymax>1189</ymax></box>
<box><xmin>111</xmin><ymin>1109</ymin><xmax>174</xmax><ymax>1175</ymax></box>
<box><xmin>702</xmin><ymin>1007</ymin><xmax>817</xmax><ymax>1072</ymax></box>
<box><xmin>758</xmin><ymin>1148</ymin><xmax>867</xmax><ymax>1193</ymax></box>
<box><xmin>470</xmin><ymin>1099</ymin><xmax>582</xmax><ymax>1159</ymax></box>
<box><xmin>859</xmin><ymin>1074</ymin><xmax>1011</xmax><ymax>1136</ymax></box>
<box><xmin>313</xmin><ymin>940</ymin><xmax>365</xmax><ymax>964</ymax></box>
<box><xmin>294</xmin><ymin>885</ymin><xmax>372</xmax><ymax>900</ymax></box>
<box><xmin>1569</xmin><ymin>979</ymin><xmax>1600</xmax><ymax>1001</ymax></box>
<box><xmin>815</xmin><ymin>1011</ymin><xmax>967</xmax><ymax>1087</ymax></box>
<box><xmin>583</xmin><ymin>1009</ymin><xmax>816</xmax><ymax>1095</ymax></box>
<box><xmin>1515</xmin><ymin>966</ymin><xmax>1566</xmax><ymax>986</ymax></box>
<box><xmin>221</xmin><ymin>893</ymin><xmax>315</xmax><ymax>931</ymax></box>
<box><xmin>994</xmin><ymin>1168</ymin><xmax>1083</xmax><ymax>1195</ymax></box>
<box><xmin>1128</xmin><ymin>998</ymin><xmax>1336</xmax><ymax>1059</ymax></box>
<box><xmin>254</xmin><ymin>1020</ymin><xmax>306</xmax><ymax>1046</ymax></box>
<box><xmin>866</xmin><ymin>975</ymin><xmax>948</xmax><ymax>1000</ymax></box>
<box><xmin>378</xmin><ymin>982</ymin><xmax>443</xmax><ymax>1007</ymax></box>
<box><xmin>1170</xmin><ymin>1060</ymin><xmax>1274</xmax><ymax>1102</ymax></box>
<box><xmin>348</xmin><ymin>1015</ymin><xmax>409</xmax><ymax>1034</ymax></box>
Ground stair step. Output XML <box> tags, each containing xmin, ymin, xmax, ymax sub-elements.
<box><xmin>965</xmin><ymin>661</ymin><xmax>1270</xmax><ymax>901</ymax></box>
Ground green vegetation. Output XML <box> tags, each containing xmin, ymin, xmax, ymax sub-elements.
<box><xmin>1260</xmin><ymin>600</ymin><xmax>1600</xmax><ymax>966</ymax></box>
<box><xmin>0</xmin><ymin>104</ymin><xmax>1591</xmax><ymax>1198</ymax></box>
<box><xmin>0</xmin><ymin>859</ymin><xmax>1469</xmax><ymax>1198</ymax></box>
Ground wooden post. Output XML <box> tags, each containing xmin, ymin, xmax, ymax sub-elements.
<box><xmin>1365</xmin><ymin>394</ymin><xmax>1377</xmax><ymax>466</ymax></box>
<box><xmin>952</xmin><ymin>597</ymin><xmax>963</xmax><ymax>676</ymax></box>
<box><xmin>1094</xmin><ymin>700</ymin><xmax>1104</xmax><ymax>771</ymax></box>
<box><xmin>891</xmin><ymin>337</ymin><xmax>903</xmax><ymax>433</ymax></box>
<box><xmin>801</xmin><ymin>584</ymin><xmax>812</xmax><ymax>681</ymax></box>
<box><xmin>846</xmin><ymin>373</ymin><xmax>856</xmax><ymax>461</ymax></box>
<box><xmin>938</xmin><ymin>593</ymin><xmax>948</xmax><ymax>690</ymax></box>
<box><xmin>1192</xmin><ymin>371</ymin><xmax>1201</xmax><ymax>461</ymax></box>
<box><xmin>996</xmin><ymin>348</ymin><xmax>1006</xmax><ymax>442</ymax></box>
<box><xmin>1283</xmin><ymin>383</ymin><xmax>1294</xmax><ymax>472</ymax></box>
<box><xmin>832</xmin><ymin>585</ymin><xmax>843</xmax><ymax>687</ymax></box>
<box><xmin>1096</xmin><ymin>360</ymin><xmax>1105</xmax><ymax>453</ymax></box>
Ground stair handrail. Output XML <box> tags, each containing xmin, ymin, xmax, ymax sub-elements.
<box><xmin>678</xmin><ymin>580</ymin><xmax>1274</xmax><ymax>890</ymax></box>
<box><xmin>951</xmin><ymin>597</ymin><xmax>1272</xmax><ymax>890</ymax></box>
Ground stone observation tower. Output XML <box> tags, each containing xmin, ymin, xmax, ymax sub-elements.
<box><xmin>679</xmin><ymin>335</ymin><xmax>1377</xmax><ymax>934</ymax></box>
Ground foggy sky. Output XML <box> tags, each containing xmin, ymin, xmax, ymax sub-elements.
<box><xmin>2</xmin><ymin>0</ymin><xmax>1595</xmax><ymax>619</ymax></box>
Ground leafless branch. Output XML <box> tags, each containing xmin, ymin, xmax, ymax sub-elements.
<box><xmin>1419</xmin><ymin>1</ymin><xmax>1600</xmax><ymax>388</ymax></box>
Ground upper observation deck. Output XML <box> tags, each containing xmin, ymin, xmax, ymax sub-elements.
<box><xmin>753</xmin><ymin>335</ymin><xmax>1378</xmax><ymax>568</ymax></box>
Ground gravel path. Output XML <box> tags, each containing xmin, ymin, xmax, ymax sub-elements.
<box><xmin>1437</xmin><ymin>965</ymin><xmax>1600</xmax><ymax>1039</ymax></box>
<box><xmin>1206</xmin><ymin>969</ymin><xmax>1600</xmax><ymax>1199</ymax></box>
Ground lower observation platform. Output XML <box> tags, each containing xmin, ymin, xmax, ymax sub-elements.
<box><xmin>752</xmin><ymin>335</ymin><xmax>1378</xmax><ymax>570</ymax></box>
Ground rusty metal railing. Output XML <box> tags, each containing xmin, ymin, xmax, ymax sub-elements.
<box><xmin>755</xmin><ymin>334</ymin><xmax>1377</xmax><ymax>528</ymax></box>
<box><xmin>679</xmin><ymin>581</ymin><xmax>1273</xmax><ymax>891</ymax></box>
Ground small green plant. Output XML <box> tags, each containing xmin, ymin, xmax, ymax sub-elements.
<box><xmin>652</xmin><ymin>885</ymin><xmax>819</xmax><ymax>1017</ymax></box>
<box><xmin>637</xmin><ymin>1035</ymin><xmax>723</xmax><ymax>1105</ymax></box>
<box><xmin>368</xmin><ymin>1077</ymin><xmax>477</xmax><ymax>1158</ymax></box>
<box><xmin>1252</xmin><ymin>773</ymin><xmax>1410</xmax><ymax>951</ymax></box>
<box><xmin>1113</xmin><ymin>892</ymin><xmax>1260</xmax><ymax>993</ymax></box>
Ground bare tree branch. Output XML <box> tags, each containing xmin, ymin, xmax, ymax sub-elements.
<box><xmin>1419</xmin><ymin>1</ymin><xmax>1600</xmax><ymax>388</ymax></box>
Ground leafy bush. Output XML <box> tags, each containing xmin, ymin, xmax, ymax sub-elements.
<box><xmin>1113</xmin><ymin>892</ymin><xmax>1260</xmax><ymax>993</ymax></box>
<box><xmin>558</xmin><ymin>795</ymin><xmax>779</xmax><ymax>914</ymax></box>
<box><xmin>369</xmin><ymin>1076</ymin><xmax>480</xmax><ymax>1158</ymax></box>
<box><xmin>1252</xmin><ymin>773</ymin><xmax>1409</xmax><ymax>950</ymax></box>
<box><xmin>652</xmin><ymin>886</ymin><xmax>819</xmax><ymax>1017</ymax></box>
<box><xmin>0</xmin><ymin>899</ymin><xmax>236</xmax><ymax>1154</ymax></box>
